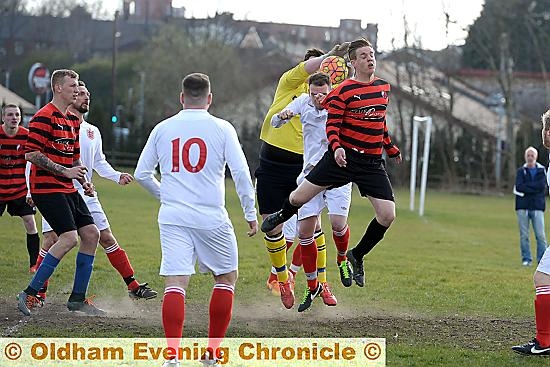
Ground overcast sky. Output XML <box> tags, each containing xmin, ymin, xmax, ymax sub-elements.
<box><xmin>101</xmin><ymin>0</ymin><xmax>484</xmax><ymax>51</ymax></box>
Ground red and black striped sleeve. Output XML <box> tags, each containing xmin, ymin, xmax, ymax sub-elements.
<box><xmin>25</xmin><ymin>113</ymin><xmax>52</xmax><ymax>154</ymax></box>
<box><xmin>383</xmin><ymin>121</ymin><xmax>400</xmax><ymax>157</ymax></box>
<box><xmin>324</xmin><ymin>88</ymin><xmax>346</xmax><ymax>152</ymax></box>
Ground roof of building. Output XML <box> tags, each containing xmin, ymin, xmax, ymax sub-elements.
<box><xmin>0</xmin><ymin>84</ymin><xmax>36</xmax><ymax>114</ymax></box>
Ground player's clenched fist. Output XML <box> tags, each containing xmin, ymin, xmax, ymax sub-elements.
<box><xmin>82</xmin><ymin>182</ymin><xmax>95</xmax><ymax>197</ymax></box>
<box><xmin>64</xmin><ymin>165</ymin><xmax>88</xmax><ymax>180</ymax></box>
<box><xmin>118</xmin><ymin>173</ymin><xmax>134</xmax><ymax>185</ymax></box>
<box><xmin>277</xmin><ymin>110</ymin><xmax>295</xmax><ymax>121</ymax></box>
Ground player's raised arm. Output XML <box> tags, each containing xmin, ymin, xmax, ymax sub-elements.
<box><xmin>270</xmin><ymin>94</ymin><xmax>308</xmax><ymax>128</ymax></box>
<box><xmin>135</xmin><ymin>127</ymin><xmax>161</xmax><ymax>200</ymax></box>
<box><xmin>303</xmin><ymin>42</ymin><xmax>351</xmax><ymax>74</ymax></box>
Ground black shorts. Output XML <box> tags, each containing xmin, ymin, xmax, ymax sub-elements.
<box><xmin>254</xmin><ymin>143</ymin><xmax>303</xmax><ymax>215</ymax></box>
<box><xmin>32</xmin><ymin>191</ymin><xmax>94</xmax><ymax>235</ymax></box>
<box><xmin>306</xmin><ymin>148</ymin><xmax>395</xmax><ymax>201</ymax></box>
<box><xmin>0</xmin><ymin>196</ymin><xmax>36</xmax><ymax>217</ymax></box>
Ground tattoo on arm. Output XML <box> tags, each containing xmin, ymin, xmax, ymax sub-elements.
<box><xmin>26</xmin><ymin>151</ymin><xmax>67</xmax><ymax>176</ymax></box>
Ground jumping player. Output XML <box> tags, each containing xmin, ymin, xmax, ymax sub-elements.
<box><xmin>271</xmin><ymin>72</ymin><xmax>353</xmax><ymax>312</ymax></box>
<box><xmin>262</xmin><ymin>38</ymin><xmax>402</xmax><ymax>291</ymax></box>
<box><xmin>257</xmin><ymin>42</ymin><xmax>350</xmax><ymax>309</ymax></box>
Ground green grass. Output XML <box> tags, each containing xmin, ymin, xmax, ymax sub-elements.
<box><xmin>0</xmin><ymin>174</ymin><xmax>545</xmax><ymax>366</ymax></box>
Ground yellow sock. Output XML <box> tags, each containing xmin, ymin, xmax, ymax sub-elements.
<box><xmin>264</xmin><ymin>234</ymin><xmax>288</xmax><ymax>282</ymax></box>
<box><xmin>315</xmin><ymin>231</ymin><xmax>327</xmax><ymax>283</ymax></box>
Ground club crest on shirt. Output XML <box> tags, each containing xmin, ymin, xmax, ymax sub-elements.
<box><xmin>381</xmin><ymin>91</ymin><xmax>388</xmax><ymax>99</ymax></box>
<box><xmin>87</xmin><ymin>128</ymin><xmax>95</xmax><ymax>140</ymax></box>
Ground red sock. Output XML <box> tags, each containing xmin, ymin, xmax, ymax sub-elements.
<box><xmin>36</xmin><ymin>249</ymin><xmax>49</xmax><ymax>297</ymax></box>
<box><xmin>162</xmin><ymin>287</ymin><xmax>186</xmax><ymax>355</ymax></box>
<box><xmin>333</xmin><ymin>225</ymin><xmax>350</xmax><ymax>264</ymax></box>
<box><xmin>208</xmin><ymin>284</ymin><xmax>234</xmax><ymax>357</ymax></box>
<box><xmin>286</xmin><ymin>240</ymin><xmax>294</xmax><ymax>252</ymax></box>
<box><xmin>535</xmin><ymin>286</ymin><xmax>550</xmax><ymax>346</ymax></box>
<box><xmin>36</xmin><ymin>249</ymin><xmax>47</xmax><ymax>268</ymax></box>
<box><xmin>292</xmin><ymin>243</ymin><xmax>303</xmax><ymax>267</ymax></box>
<box><xmin>300</xmin><ymin>237</ymin><xmax>318</xmax><ymax>290</ymax></box>
<box><xmin>268</xmin><ymin>271</ymin><xmax>278</xmax><ymax>283</ymax></box>
<box><xmin>105</xmin><ymin>244</ymin><xmax>138</xmax><ymax>290</ymax></box>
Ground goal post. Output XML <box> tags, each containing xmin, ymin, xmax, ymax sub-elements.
<box><xmin>409</xmin><ymin>116</ymin><xmax>433</xmax><ymax>216</ymax></box>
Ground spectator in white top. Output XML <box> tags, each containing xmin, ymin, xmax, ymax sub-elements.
<box><xmin>134</xmin><ymin>73</ymin><xmax>257</xmax><ymax>367</ymax></box>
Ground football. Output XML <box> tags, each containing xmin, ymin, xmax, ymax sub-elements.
<box><xmin>320</xmin><ymin>56</ymin><xmax>349</xmax><ymax>87</ymax></box>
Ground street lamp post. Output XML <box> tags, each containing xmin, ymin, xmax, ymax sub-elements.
<box><xmin>111</xmin><ymin>10</ymin><xmax>120</xmax><ymax>124</ymax></box>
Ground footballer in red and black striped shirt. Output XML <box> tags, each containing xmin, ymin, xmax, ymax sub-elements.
<box><xmin>323</xmin><ymin>77</ymin><xmax>400</xmax><ymax>159</ymax></box>
<box><xmin>25</xmin><ymin>102</ymin><xmax>81</xmax><ymax>194</ymax></box>
<box><xmin>17</xmin><ymin>69</ymin><xmax>102</xmax><ymax>317</ymax></box>
<box><xmin>0</xmin><ymin>104</ymin><xmax>40</xmax><ymax>271</ymax></box>
<box><xmin>261</xmin><ymin>38</ymin><xmax>401</xmax><ymax>289</ymax></box>
<box><xmin>0</xmin><ymin>106</ymin><xmax>29</xmax><ymax>202</ymax></box>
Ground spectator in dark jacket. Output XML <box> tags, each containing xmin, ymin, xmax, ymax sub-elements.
<box><xmin>514</xmin><ymin>146</ymin><xmax>549</xmax><ymax>266</ymax></box>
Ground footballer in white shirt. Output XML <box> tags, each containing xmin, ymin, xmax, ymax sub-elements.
<box><xmin>38</xmin><ymin>81</ymin><xmax>157</xmax><ymax>304</ymax></box>
<box><xmin>134</xmin><ymin>73</ymin><xmax>257</xmax><ymax>366</ymax></box>
<box><xmin>271</xmin><ymin>72</ymin><xmax>353</xmax><ymax>312</ymax></box>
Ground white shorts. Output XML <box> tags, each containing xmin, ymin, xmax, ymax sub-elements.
<box><xmin>159</xmin><ymin>222</ymin><xmax>238</xmax><ymax>276</ymax></box>
<box><xmin>282</xmin><ymin>215</ymin><xmax>297</xmax><ymax>242</ymax></box>
<box><xmin>298</xmin><ymin>183</ymin><xmax>352</xmax><ymax>220</ymax></box>
<box><xmin>41</xmin><ymin>196</ymin><xmax>110</xmax><ymax>233</ymax></box>
<box><xmin>537</xmin><ymin>246</ymin><xmax>550</xmax><ymax>275</ymax></box>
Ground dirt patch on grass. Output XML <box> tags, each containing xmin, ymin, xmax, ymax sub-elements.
<box><xmin>0</xmin><ymin>293</ymin><xmax>534</xmax><ymax>351</ymax></box>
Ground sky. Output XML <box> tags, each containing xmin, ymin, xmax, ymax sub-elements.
<box><xmin>103</xmin><ymin>0</ymin><xmax>485</xmax><ymax>51</ymax></box>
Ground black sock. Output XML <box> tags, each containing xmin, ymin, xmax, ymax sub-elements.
<box><xmin>123</xmin><ymin>276</ymin><xmax>136</xmax><ymax>286</ymax></box>
<box><xmin>23</xmin><ymin>286</ymin><xmax>39</xmax><ymax>296</ymax></box>
<box><xmin>353</xmin><ymin>218</ymin><xmax>389</xmax><ymax>259</ymax></box>
<box><xmin>68</xmin><ymin>292</ymin><xmax>86</xmax><ymax>303</ymax></box>
<box><xmin>281</xmin><ymin>197</ymin><xmax>300</xmax><ymax>219</ymax></box>
<box><xmin>27</xmin><ymin>233</ymin><xmax>40</xmax><ymax>266</ymax></box>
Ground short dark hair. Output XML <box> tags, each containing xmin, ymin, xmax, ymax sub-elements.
<box><xmin>182</xmin><ymin>73</ymin><xmax>210</xmax><ymax>98</ymax></box>
<box><xmin>51</xmin><ymin>69</ymin><xmax>78</xmax><ymax>90</ymax></box>
<box><xmin>308</xmin><ymin>72</ymin><xmax>331</xmax><ymax>87</ymax></box>
<box><xmin>348</xmin><ymin>38</ymin><xmax>373</xmax><ymax>60</ymax></box>
<box><xmin>1</xmin><ymin>103</ymin><xmax>19</xmax><ymax>116</ymax></box>
<box><xmin>303</xmin><ymin>48</ymin><xmax>324</xmax><ymax>61</ymax></box>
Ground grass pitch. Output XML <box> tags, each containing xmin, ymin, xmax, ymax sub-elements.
<box><xmin>0</xmin><ymin>174</ymin><xmax>544</xmax><ymax>366</ymax></box>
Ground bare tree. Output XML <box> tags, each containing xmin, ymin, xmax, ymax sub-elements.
<box><xmin>25</xmin><ymin>0</ymin><xmax>107</xmax><ymax>18</ymax></box>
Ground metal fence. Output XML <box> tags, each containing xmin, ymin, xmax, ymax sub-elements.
<box><xmin>104</xmin><ymin>150</ymin><xmax>139</xmax><ymax>168</ymax></box>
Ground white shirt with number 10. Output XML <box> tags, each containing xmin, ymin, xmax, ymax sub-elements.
<box><xmin>135</xmin><ymin>109</ymin><xmax>257</xmax><ymax>229</ymax></box>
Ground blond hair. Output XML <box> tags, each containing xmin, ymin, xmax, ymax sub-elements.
<box><xmin>51</xmin><ymin>69</ymin><xmax>79</xmax><ymax>92</ymax></box>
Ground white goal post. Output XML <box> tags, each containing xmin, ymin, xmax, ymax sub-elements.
<box><xmin>409</xmin><ymin>116</ymin><xmax>433</xmax><ymax>216</ymax></box>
